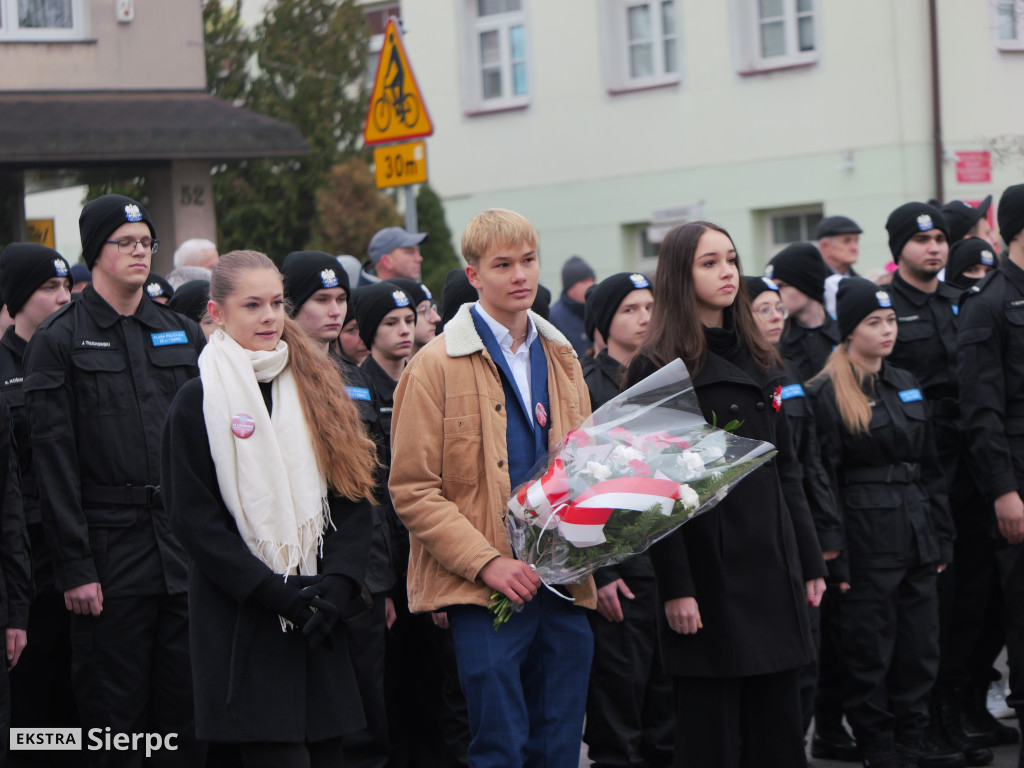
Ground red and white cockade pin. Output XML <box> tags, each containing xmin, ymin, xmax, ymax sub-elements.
<box><xmin>231</xmin><ymin>413</ymin><xmax>256</xmax><ymax>439</ymax></box>
<box><xmin>772</xmin><ymin>386</ymin><xmax>783</xmax><ymax>413</ymax></box>
<box><xmin>535</xmin><ymin>401</ymin><xmax>548</xmax><ymax>428</ymax></box>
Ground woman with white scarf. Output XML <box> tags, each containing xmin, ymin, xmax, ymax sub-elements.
<box><xmin>161</xmin><ymin>250</ymin><xmax>377</xmax><ymax>768</ymax></box>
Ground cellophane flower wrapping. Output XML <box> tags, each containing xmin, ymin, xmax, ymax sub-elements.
<box><xmin>489</xmin><ymin>359</ymin><xmax>777</xmax><ymax>627</ymax></box>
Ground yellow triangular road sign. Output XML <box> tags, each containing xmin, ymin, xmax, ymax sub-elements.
<box><xmin>363</xmin><ymin>19</ymin><xmax>433</xmax><ymax>146</ymax></box>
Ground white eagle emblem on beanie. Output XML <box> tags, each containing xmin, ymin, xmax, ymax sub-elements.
<box><xmin>146</xmin><ymin>282</ymin><xmax>163</xmax><ymax>298</ymax></box>
<box><xmin>320</xmin><ymin>269</ymin><xmax>338</xmax><ymax>288</ymax></box>
<box><xmin>392</xmin><ymin>290</ymin><xmax>410</xmax><ymax>307</ymax></box>
<box><xmin>876</xmin><ymin>291</ymin><xmax>892</xmax><ymax>308</ymax></box>
<box><xmin>630</xmin><ymin>273</ymin><xmax>650</xmax><ymax>289</ymax></box>
<box><xmin>124</xmin><ymin>204</ymin><xmax>143</xmax><ymax>223</ymax></box>
<box><xmin>980</xmin><ymin>250</ymin><xmax>995</xmax><ymax>266</ymax></box>
<box><xmin>916</xmin><ymin>214</ymin><xmax>933</xmax><ymax>231</ymax></box>
<box><xmin>764</xmin><ymin>264</ymin><xmax>774</xmax><ymax>279</ymax></box>
<box><xmin>53</xmin><ymin>259</ymin><xmax>68</xmax><ymax>277</ymax></box>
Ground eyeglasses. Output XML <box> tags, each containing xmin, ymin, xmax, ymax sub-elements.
<box><xmin>106</xmin><ymin>238</ymin><xmax>159</xmax><ymax>254</ymax></box>
<box><xmin>417</xmin><ymin>302</ymin><xmax>439</xmax><ymax>317</ymax></box>
<box><xmin>753</xmin><ymin>304</ymin><xmax>788</xmax><ymax>320</ymax></box>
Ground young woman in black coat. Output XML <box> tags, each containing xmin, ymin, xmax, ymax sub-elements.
<box><xmin>626</xmin><ymin>221</ymin><xmax>827</xmax><ymax>767</ymax></box>
<box><xmin>161</xmin><ymin>250</ymin><xmax>377</xmax><ymax>768</ymax></box>
<box><xmin>807</xmin><ymin>278</ymin><xmax>959</xmax><ymax>768</ymax></box>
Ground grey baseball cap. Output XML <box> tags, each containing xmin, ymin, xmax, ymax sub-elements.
<box><xmin>368</xmin><ymin>227</ymin><xmax>428</xmax><ymax>264</ymax></box>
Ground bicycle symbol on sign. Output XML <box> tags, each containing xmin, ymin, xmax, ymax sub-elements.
<box><xmin>373</xmin><ymin>32</ymin><xmax>421</xmax><ymax>133</ymax></box>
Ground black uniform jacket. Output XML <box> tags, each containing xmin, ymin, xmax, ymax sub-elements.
<box><xmin>957</xmin><ymin>258</ymin><xmax>1024</xmax><ymax>500</ymax></box>
<box><xmin>0</xmin><ymin>327</ymin><xmax>52</xmax><ymax>597</ymax></box>
<box><xmin>628</xmin><ymin>331</ymin><xmax>826</xmax><ymax>679</ymax></box>
<box><xmin>23</xmin><ymin>285</ymin><xmax>204</xmax><ymax>595</ymax></box>
<box><xmin>0</xmin><ymin>394</ymin><xmax>31</xmax><ymax>630</ymax></box>
<box><xmin>887</xmin><ymin>272</ymin><xmax>962</xmax><ymax>413</ymax></box>
<box><xmin>779</xmin><ymin>315</ymin><xmax>840</xmax><ymax>382</ymax></box>
<box><xmin>808</xmin><ymin>363</ymin><xmax>954</xmax><ymax>583</ymax></box>
<box><xmin>161</xmin><ymin>378</ymin><xmax>372</xmax><ymax>742</ymax></box>
<box><xmin>332</xmin><ymin>351</ymin><xmax>402</xmax><ymax>595</ymax></box>
<box><xmin>780</xmin><ymin>360</ymin><xmax>843</xmax><ymax>554</ymax></box>
<box><xmin>584</xmin><ymin>349</ymin><xmax>655</xmax><ymax>587</ymax></box>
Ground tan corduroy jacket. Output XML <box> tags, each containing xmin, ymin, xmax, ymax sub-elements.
<box><xmin>389</xmin><ymin>304</ymin><xmax>596</xmax><ymax>613</ymax></box>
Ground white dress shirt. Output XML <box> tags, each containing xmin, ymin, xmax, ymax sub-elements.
<box><xmin>474</xmin><ymin>302</ymin><xmax>539</xmax><ymax>425</ymax></box>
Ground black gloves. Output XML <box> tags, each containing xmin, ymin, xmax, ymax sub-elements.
<box><xmin>251</xmin><ymin>573</ymin><xmax>323</xmax><ymax>628</ymax></box>
<box><xmin>301</xmin><ymin>574</ymin><xmax>366</xmax><ymax>646</ymax></box>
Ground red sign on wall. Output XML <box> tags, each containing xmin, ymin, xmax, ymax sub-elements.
<box><xmin>956</xmin><ymin>151</ymin><xmax>991</xmax><ymax>184</ymax></box>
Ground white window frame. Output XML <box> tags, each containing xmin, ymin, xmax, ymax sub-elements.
<box><xmin>0</xmin><ymin>0</ymin><xmax>88</xmax><ymax>42</ymax></box>
<box><xmin>763</xmin><ymin>205</ymin><xmax>824</xmax><ymax>257</ymax></box>
<box><xmin>601</xmin><ymin>0</ymin><xmax>682</xmax><ymax>93</ymax></box>
<box><xmin>993</xmin><ymin>0</ymin><xmax>1024</xmax><ymax>51</ymax></box>
<box><xmin>459</xmin><ymin>0</ymin><xmax>530</xmax><ymax>114</ymax></box>
<box><xmin>733</xmin><ymin>0</ymin><xmax>819</xmax><ymax>75</ymax></box>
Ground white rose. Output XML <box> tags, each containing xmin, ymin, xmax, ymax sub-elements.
<box><xmin>584</xmin><ymin>461</ymin><xmax>612</xmax><ymax>482</ymax></box>
<box><xmin>610</xmin><ymin>445</ymin><xmax>643</xmax><ymax>465</ymax></box>
<box><xmin>677</xmin><ymin>450</ymin><xmax>704</xmax><ymax>473</ymax></box>
<box><xmin>678</xmin><ymin>484</ymin><xmax>700</xmax><ymax>510</ymax></box>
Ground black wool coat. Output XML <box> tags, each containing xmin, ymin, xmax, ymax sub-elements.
<box><xmin>161</xmin><ymin>378</ymin><xmax>372</xmax><ymax>743</ymax></box>
<box><xmin>627</xmin><ymin>338</ymin><xmax>825</xmax><ymax>679</ymax></box>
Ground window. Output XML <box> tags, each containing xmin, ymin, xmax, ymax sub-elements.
<box><xmin>995</xmin><ymin>0</ymin><xmax>1024</xmax><ymax>50</ymax></box>
<box><xmin>735</xmin><ymin>0</ymin><xmax>818</xmax><ymax>73</ymax></box>
<box><xmin>603</xmin><ymin>0</ymin><xmax>681</xmax><ymax>92</ymax></box>
<box><xmin>461</xmin><ymin>0</ymin><xmax>529</xmax><ymax>112</ymax></box>
<box><xmin>764</xmin><ymin>206</ymin><xmax>823</xmax><ymax>256</ymax></box>
<box><xmin>0</xmin><ymin>0</ymin><xmax>87</xmax><ymax>42</ymax></box>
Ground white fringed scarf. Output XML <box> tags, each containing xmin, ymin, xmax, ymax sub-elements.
<box><xmin>199</xmin><ymin>330</ymin><xmax>329</xmax><ymax>628</ymax></box>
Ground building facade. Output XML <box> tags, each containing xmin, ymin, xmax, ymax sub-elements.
<box><xmin>385</xmin><ymin>0</ymin><xmax>1024</xmax><ymax>281</ymax></box>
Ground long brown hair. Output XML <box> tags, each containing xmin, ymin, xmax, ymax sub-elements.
<box><xmin>640</xmin><ymin>221</ymin><xmax>780</xmax><ymax>377</ymax></box>
<box><xmin>210</xmin><ymin>250</ymin><xmax>377</xmax><ymax>502</ymax></box>
<box><xmin>812</xmin><ymin>343</ymin><xmax>875</xmax><ymax>435</ymax></box>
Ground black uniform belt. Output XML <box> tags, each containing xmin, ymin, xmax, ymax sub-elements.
<box><xmin>928</xmin><ymin>398</ymin><xmax>960</xmax><ymax>419</ymax></box>
<box><xmin>81</xmin><ymin>484</ymin><xmax>162</xmax><ymax>508</ymax></box>
<box><xmin>842</xmin><ymin>463</ymin><xmax>920</xmax><ymax>485</ymax></box>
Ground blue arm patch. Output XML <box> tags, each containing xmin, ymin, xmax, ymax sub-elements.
<box><xmin>150</xmin><ymin>331</ymin><xmax>189</xmax><ymax>346</ymax></box>
<box><xmin>898</xmin><ymin>388</ymin><xmax>923</xmax><ymax>403</ymax></box>
<box><xmin>780</xmin><ymin>383</ymin><xmax>805</xmax><ymax>400</ymax></box>
<box><xmin>345</xmin><ymin>386</ymin><xmax>372</xmax><ymax>402</ymax></box>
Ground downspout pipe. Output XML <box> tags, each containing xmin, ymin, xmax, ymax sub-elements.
<box><xmin>928</xmin><ymin>0</ymin><xmax>944</xmax><ymax>203</ymax></box>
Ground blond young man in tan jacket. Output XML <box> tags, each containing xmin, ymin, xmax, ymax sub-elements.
<box><xmin>389</xmin><ymin>209</ymin><xmax>595</xmax><ymax>768</ymax></box>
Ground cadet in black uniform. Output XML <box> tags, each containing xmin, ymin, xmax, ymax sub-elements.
<box><xmin>744</xmin><ymin>275</ymin><xmax>849</xmax><ymax>758</ymax></box>
<box><xmin>579</xmin><ymin>273</ymin><xmax>673</xmax><ymax>768</ymax></box>
<box><xmin>767</xmin><ymin>242</ymin><xmax>840</xmax><ymax>381</ymax></box>
<box><xmin>627</xmin><ymin>221</ymin><xmax>826</xmax><ymax>768</ymax></box>
<box><xmin>0</xmin><ymin>244</ymin><xmax>79</xmax><ymax>748</ymax></box>
<box><xmin>958</xmin><ymin>183</ymin><xmax>1024</xmax><ymax>768</ymax></box>
<box><xmin>282</xmin><ymin>250</ymin><xmax>395</xmax><ymax>768</ymax></box>
<box><xmin>884</xmin><ymin>203</ymin><xmax>1008</xmax><ymax>760</ymax></box>
<box><xmin>161</xmin><ymin>250</ymin><xmax>375</xmax><ymax>768</ymax></box>
<box><xmin>809</xmin><ymin>278</ymin><xmax>957</xmax><ymax>768</ymax></box>
<box><xmin>23</xmin><ymin>195</ymin><xmax>205</xmax><ymax>767</ymax></box>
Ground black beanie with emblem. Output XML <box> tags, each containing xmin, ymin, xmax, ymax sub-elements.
<box><xmin>946</xmin><ymin>237</ymin><xmax>999</xmax><ymax>290</ymax></box>
<box><xmin>998</xmin><ymin>183</ymin><xmax>1024</xmax><ymax>248</ymax></box>
<box><xmin>587</xmin><ymin>272</ymin><xmax>653</xmax><ymax>343</ymax></box>
<box><xmin>386</xmin><ymin>278</ymin><xmax>430</xmax><ymax>308</ymax></box>
<box><xmin>766</xmin><ymin>243</ymin><xmax>831</xmax><ymax>304</ymax></box>
<box><xmin>79</xmin><ymin>194</ymin><xmax>155</xmax><ymax>270</ymax></box>
<box><xmin>144</xmin><ymin>272</ymin><xmax>174</xmax><ymax>302</ymax></box>
<box><xmin>0</xmin><ymin>242</ymin><xmax>73</xmax><ymax>317</ymax></box>
<box><xmin>743</xmin><ymin>275</ymin><xmax>780</xmax><ymax>302</ymax></box>
<box><xmin>885</xmin><ymin>202</ymin><xmax>949</xmax><ymax>260</ymax></box>
<box><xmin>355</xmin><ymin>281</ymin><xmax>416</xmax><ymax>348</ymax></box>
<box><xmin>168</xmin><ymin>279</ymin><xmax>210</xmax><ymax>325</ymax></box>
<box><xmin>282</xmin><ymin>251</ymin><xmax>349</xmax><ymax>317</ymax></box>
<box><xmin>837</xmin><ymin>277</ymin><xmax>894</xmax><ymax>339</ymax></box>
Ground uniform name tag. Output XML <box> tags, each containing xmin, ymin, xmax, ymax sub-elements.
<box><xmin>150</xmin><ymin>331</ymin><xmax>188</xmax><ymax>347</ymax></box>
<box><xmin>1009</xmin><ymin>299</ymin><xmax>1024</xmax><ymax>308</ymax></box>
<box><xmin>899</xmin><ymin>389</ymin><xmax>923</xmax><ymax>403</ymax></box>
<box><xmin>898</xmin><ymin>315</ymin><xmax>920</xmax><ymax>322</ymax></box>
<box><xmin>77</xmin><ymin>339</ymin><xmax>112</xmax><ymax>349</ymax></box>
<box><xmin>345</xmin><ymin>386</ymin><xmax>371</xmax><ymax>402</ymax></box>
<box><xmin>3</xmin><ymin>377</ymin><xmax>22</xmax><ymax>387</ymax></box>
<box><xmin>780</xmin><ymin>384</ymin><xmax>804</xmax><ymax>400</ymax></box>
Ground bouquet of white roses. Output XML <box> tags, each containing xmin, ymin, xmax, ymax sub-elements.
<box><xmin>490</xmin><ymin>359</ymin><xmax>777</xmax><ymax>628</ymax></box>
